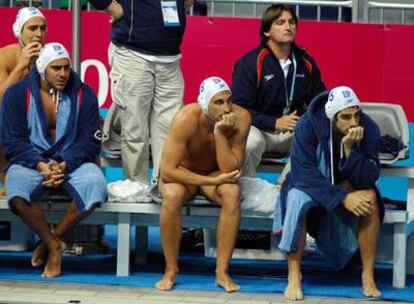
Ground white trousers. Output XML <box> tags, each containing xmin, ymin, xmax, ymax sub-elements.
<box><xmin>243</xmin><ymin>126</ymin><xmax>293</xmax><ymax>178</ymax></box>
<box><xmin>108</xmin><ymin>43</ymin><xmax>184</xmax><ymax>183</ymax></box>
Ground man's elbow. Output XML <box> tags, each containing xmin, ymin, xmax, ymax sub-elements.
<box><xmin>160</xmin><ymin>169</ymin><xmax>175</xmax><ymax>184</ymax></box>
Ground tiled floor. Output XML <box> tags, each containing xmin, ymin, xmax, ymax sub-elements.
<box><xmin>0</xmin><ymin>280</ymin><xmax>402</xmax><ymax>304</ymax></box>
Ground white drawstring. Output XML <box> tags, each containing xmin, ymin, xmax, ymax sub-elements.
<box><xmin>329</xmin><ymin>122</ymin><xmax>334</xmax><ymax>185</ymax></box>
<box><xmin>49</xmin><ymin>88</ymin><xmax>62</xmax><ymax>113</ymax></box>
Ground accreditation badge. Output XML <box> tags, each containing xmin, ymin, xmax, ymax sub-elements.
<box><xmin>161</xmin><ymin>1</ymin><xmax>181</xmax><ymax>27</ymax></box>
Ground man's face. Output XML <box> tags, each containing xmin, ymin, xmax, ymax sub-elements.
<box><xmin>334</xmin><ymin>106</ymin><xmax>360</xmax><ymax>135</ymax></box>
<box><xmin>264</xmin><ymin>10</ymin><xmax>296</xmax><ymax>45</ymax></box>
<box><xmin>20</xmin><ymin>17</ymin><xmax>47</xmax><ymax>46</ymax></box>
<box><xmin>208</xmin><ymin>90</ymin><xmax>232</xmax><ymax>122</ymax></box>
<box><xmin>45</xmin><ymin>58</ymin><xmax>71</xmax><ymax>90</ymax></box>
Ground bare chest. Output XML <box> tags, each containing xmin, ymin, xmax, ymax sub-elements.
<box><xmin>183</xmin><ymin>133</ymin><xmax>218</xmax><ymax>173</ymax></box>
<box><xmin>39</xmin><ymin>91</ymin><xmax>57</xmax><ymax>139</ymax></box>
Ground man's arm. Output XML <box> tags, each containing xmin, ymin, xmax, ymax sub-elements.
<box><xmin>87</xmin><ymin>0</ymin><xmax>123</xmax><ymax>23</ymax></box>
<box><xmin>0</xmin><ymin>43</ymin><xmax>41</xmax><ymax>100</ymax></box>
<box><xmin>0</xmin><ymin>85</ymin><xmax>46</xmax><ymax>168</ymax></box>
<box><xmin>290</xmin><ymin>119</ymin><xmax>347</xmax><ymax>212</ymax></box>
<box><xmin>303</xmin><ymin>55</ymin><xmax>326</xmax><ymax>107</ymax></box>
<box><xmin>214</xmin><ymin>110</ymin><xmax>251</xmax><ymax>172</ymax></box>
<box><xmin>161</xmin><ymin>111</ymin><xmax>239</xmax><ymax>186</ymax></box>
<box><xmin>232</xmin><ymin>57</ymin><xmax>277</xmax><ymax>132</ymax></box>
<box><xmin>339</xmin><ymin>116</ymin><xmax>381</xmax><ymax>189</ymax></box>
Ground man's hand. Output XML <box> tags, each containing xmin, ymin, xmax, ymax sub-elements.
<box><xmin>214</xmin><ymin>170</ymin><xmax>241</xmax><ymax>185</ymax></box>
<box><xmin>343</xmin><ymin>190</ymin><xmax>372</xmax><ymax>217</ymax></box>
<box><xmin>106</xmin><ymin>0</ymin><xmax>124</xmax><ymax>23</ymax></box>
<box><xmin>17</xmin><ymin>42</ymin><xmax>42</xmax><ymax>70</ymax></box>
<box><xmin>49</xmin><ymin>161</ymin><xmax>67</xmax><ymax>175</ymax></box>
<box><xmin>275</xmin><ymin>110</ymin><xmax>299</xmax><ymax>132</ymax></box>
<box><xmin>342</xmin><ymin>126</ymin><xmax>364</xmax><ymax>157</ymax></box>
<box><xmin>214</xmin><ymin>113</ymin><xmax>238</xmax><ymax>136</ymax></box>
<box><xmin>37</xmin><ymin>161</ymin><xmax>65</xmax><ymax>188</ymax></box>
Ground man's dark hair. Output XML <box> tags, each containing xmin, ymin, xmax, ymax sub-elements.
<box><xmin>260</xmin><ymin>4</ymin><xmax>298</xmax><ymax>45</ymax></box>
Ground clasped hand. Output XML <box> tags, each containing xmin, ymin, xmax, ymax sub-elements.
<box><xmin>38</xmin><ymin>161</ymin><xmax>66</xmax><ymax>188</ymax></box>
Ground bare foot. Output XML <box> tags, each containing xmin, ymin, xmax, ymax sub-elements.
<box><xmin>0</xmin><ymin>187</ymin><xmax>6</xmax><ymax>197</ymax></box>
<box><xmin>41</xmin><ymin>240</ymin><xmax>66</xmax><ymax>278</ymax></box>
<box><xmin>284</xmin><ymin>274</ymin><xmax>303</xmax><ymax>301</ymax></box>
<box><xmin>215</xmin><ymin>271</ymin><xmax>240</xmax><ymax>293</ymax></box>
<box><xmin>31</xmin><ymin>242</ymin><xmax>47</xmax><ymax>267</ymax></box>
<box><xmin>155</xmin><ymin>270</ymin><xmax>177</xmax><ymax>291</ymax></box>
<box><xmin>361</xmin><ymin>275</ymin><xmax>381</xmax><ymax>297</ymax></box>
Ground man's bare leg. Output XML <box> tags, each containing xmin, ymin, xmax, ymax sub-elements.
<box><xmin>202</xmin><ymin>183</ymin><xmax>241</xmax><ymax>292</ymax></box>
<box><xmin>156</xmin><ymin>183</ymin><xmax>197</xmax><ymax>291</ymax></box>
<box><xmin>358</xmin><ymin>190</ymin><xmax>381</xmax><ymax>297</ymax></box>
<box><xmin>31</xmin><ymin>201</ymin><xmax>94</xmax><ymax>267</ymax></box>
<box><xmin>10</xmin><ymin>197</ymin><xmax>65</xmax><ymax>277</ymax></box>
<box><xmin>285</xmin><ymin>219</ymin><xmax>307</xmax><ymax>301</ymax></box>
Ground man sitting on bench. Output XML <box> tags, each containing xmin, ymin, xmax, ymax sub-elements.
<box><xmin>0</xmin><ymin>43</ymin><xmax>107</xmax><ymax>277</ymax></box>
<box><xmin>275</xmin><ymin>86</ymin><xmax>383</xmax><ymax>300</ymax></box>
<box><xmin>156</xmin><ymin>77</ymin><xmax>251</xmax><ymax>292</ymax></box>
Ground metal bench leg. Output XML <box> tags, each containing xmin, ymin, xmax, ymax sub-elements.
<box><xmin>393</xmin><ymin>222</ymin><xmax>406</xmax><ymax>288</ymax></box>
<box><xmin>117</xmin><ymin>213</ymin><xmax>131</xmax><ymax>276</ymax></box>
<box><xmin>134</xmin><ymin>226</ymin><xmax>148</xmax><ymax>264</ymax></box>
<box><xmin>203</xmin><ymin>228</ymin><xmax>217</xmax><ymax>257</ymax></box>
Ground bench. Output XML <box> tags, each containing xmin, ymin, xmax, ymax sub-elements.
<box><xmin>0</xmin><ymin>162</ymin><xmax>412</xmax><ymax>288</ymax></box>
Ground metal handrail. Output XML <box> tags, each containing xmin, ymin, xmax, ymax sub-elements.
<box><xmin>369</xmin><ymin>1</ymin><xmax>414</xmax><ymax>9</ymax></box>
<box><xmin>364</xmin><ymin>0</ymin><xmax>414</xmax><ymax>23</ymax></box>
<box><xmin>204</xmin><ymin>0</ymin><xmax>358</xmax><ymax>22</ymax></box>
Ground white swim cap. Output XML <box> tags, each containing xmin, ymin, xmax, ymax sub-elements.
<box><xmin>13</xmin><ymin>7</ymin><xmax>45</xmax><ymax>40</ymax></box>
<box><xmin>197</xmin><ymin>76</ymin><xmax>231</xmax><ymax>113</ymax></box>
<box><xmin>36</xmin><ymin>43</ymin><xmax>71</xmax><ymax>80</ymax></box>
<box><xmin>325</xmin><ymin>86</ymin><xmax>361</xmax><ymax>120</ymax></box>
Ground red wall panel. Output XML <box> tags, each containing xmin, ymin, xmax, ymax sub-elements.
<box><xmin>0</xmin><ymin>8</ymin><xmax>412</xmax><ymax>120</ymax></box>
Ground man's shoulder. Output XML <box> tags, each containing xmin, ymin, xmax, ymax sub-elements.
<box><xmin>0</xmin><ymin>44</ymin><xmax>20</xmax><ymax>68</ymax></box>
<box><xmin>174</xmin><ymin>103</ymin><xmax>201</xmax><ymax>125</ymax></box>
<box><xmin>237</xmin><ymin>45</ymin><xmax>267</xmax><ymax>66</ymax></box>
<box><xmin>361</xmin><ymin>111</ymin><xmax>380</xmax><ymax>135</ymax></box>
<box><xmin>233</xmin><ymin>104</ymin><xmax>251</xmax><ymax>121</ymax></box>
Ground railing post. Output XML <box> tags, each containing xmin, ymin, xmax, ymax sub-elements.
<box><xmin>72</xmin><ymin>0</ymin><xmax>81</xmax><ymax>73</ymax></box>
<box><xmin>352</xmin><ymin>0</ymin><xmax>359</xmax><ymax>22</ymax></box>
<box><xmin>363</xmin><ymin>0</ymin><xmax>369</xmax><ymax>22</ymax></box>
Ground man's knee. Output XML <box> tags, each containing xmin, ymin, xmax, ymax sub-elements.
<box><xmin>9</xmin><ymin>197</ymin><xmax>29</xmax><ymax>215</ymax></box>
<box><xmin>217</xmin><ymin>184</ymin><xmax>241</xmax><ymax>213</ymax></box>
<box><xmin>161</xmin><ymin>186</ymin><xmax>186</xmax><ymax>212</ymax></box>
<box><xmin>245</xmin><ymin>127</ymin><xmax>266</xmax><ymax>154</ymax></box>
<box><xmin>366</xmin><ymin>189</ymin><xmax>379</xmax><ymax>214</ymax></box>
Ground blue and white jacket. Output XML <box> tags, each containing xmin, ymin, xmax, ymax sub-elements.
<box><xmin>0</xmin><ymin>68</ymin><xmax>101</xmax><ymax>173</ymax></box>
<box><xmin>89</xmin><ymin>0</ymin><xmax>186</xmax><ymax>56</ymax></box>
<box><xmin>232</xmin><ymin>44</ymin><xmax>325</xmax><ymax>132</ymax></box>
<box><xmin>274</xmin><ymin>91</ymin><xmax>384</xmax><ymax>268</ymax></box>
<box><xmin>282</xmin><ymin>91</ymin><xmax>382</xmax><ymax>214</ymax></box>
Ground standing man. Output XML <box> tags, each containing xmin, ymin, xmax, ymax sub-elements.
<box><xmin>232</xmin><ymin>4</ymin><xmax>325</xmax><ymax>177</ymax></box>
<box><xmin>0</xmin><ymin>7</ymin><xmax>47</xmax><ymax>195</ymax></box>
<box><xmin>156</xmin><ymin>77</ymin><xmax>251</xmax><ymax>292</ymax></box>
<box><xmin>275</xmin><ymin>86</ymin><xmax>382</xmax><ymax>300</ymax></box>
<box><xmin>1</xmin><ymin>43</ymin><xmax>107</xmax><ymax>277</ymax></box>
<box><xmin>88</xmin><ymin>0</ymin><xmax>193</xmax><ymax>184</ymax></box>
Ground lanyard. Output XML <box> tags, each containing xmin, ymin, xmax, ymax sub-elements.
<box><xmin>283</xmin><ymin>52</ymin><xmax>297</xmax><ymax>114</ymax></box>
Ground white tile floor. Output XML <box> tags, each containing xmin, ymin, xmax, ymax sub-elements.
<box><xmin>0</xmin><ymin>280</ymin><xmax>402</xmax><ymax>304</ymax></box>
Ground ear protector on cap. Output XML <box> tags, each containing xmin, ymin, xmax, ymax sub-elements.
<box><xmin>325</xmin><ymin>86</ymin><xmax>360</xmax><ymax>120</ymax></box>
